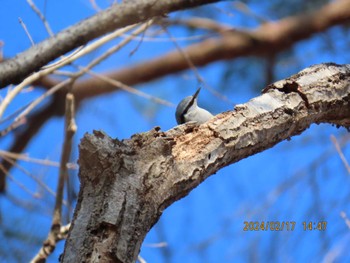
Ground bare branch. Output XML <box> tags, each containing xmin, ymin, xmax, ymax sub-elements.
<box><xmin>89</xmin><ymin>0</ymin><xmax>102</xmax><ymax>12</ymax></box>
<box><xmin>0</xmin><ymin>164</ymin><xmax>37</xmax><ymax>197</ymax></box>
<box><xmin>62</xmin><ymin>63</ymin><xmax>350</xmax><ymax>262</ymax></box>
<box><xmin>340</xmin><ymin>211</ymin><xmax>350</xmax><ymax>229</ymax></box>
<box><xmin>30</xmin><ymin>224</ymin><xmax>71</xmax><ymax>263</ymax></box>
<box><xmin>137</xmin><ymin>255</ymin><xmax>147</xmax><ymax>263</ymax></box>
<box><xmin>0</xmin><ymin>0</ymin><xmax>221</xmax><ymax>87</ymax></box>
<box><xmin>0</xmin><ymin>100</ymin><xmax>59</xmax><ymax>192</ymax></box>
<box><xmin>165</xmin><ymin>17</ymin><xmax>231</xmax><ymax>33</ymax></box>
<box><xmin>144</xmin><ymin>242</ymin><xmax>168</xmax><ymax>248</ymax></box>
<box><xmin>161</xmin><ymin>23</ymin><xmax>232</xmax><ymax>103</ymax></box>
<box><xmin>26</xmin><ymin>0</ymin><xmax>54</xmax><ymax>37</ymax></box>
<box><xmin>0</xmin><ymin>150</ymin><xmax>77</xmax><ymax>169</ymax></box>
<box><xmin>30</xmin><ymin>94</ymin><xmax>76</xmax><ymax>263</ymax></box>
<box><xmin>84</xmin><ymin>69</ymin><xmax>174</xmax><ymax>107</ymax></box>
<box><xmin>0</xmin><ymin>24</ymin><xmax>137</xmax><ymax>119</ymax></box>
<box><xmin>0</xmin><ymin>22</ymin><xmax>153</xmax><ymax>191</ymax></box>
<box><xmin>10</xmin><ymin>20</ymin><xmax>152</xmax><ymax>123</ymax></box>
<box><xmin>330</xmin><ymin>135</ymin><xmax>350</xmax><ymax>175</ymax></box>
<box><xmin>56</xmin><ymin>93</ymin><xmax>76</xmax><ymax>219</ymax></box>
<box><xmin>1</xmin><ymin>155</ymin><xmax>60</xmax><ymax>200</ymax></box>
<box><xmin>233</xmin><ymin>1</ymin><xmax>269</xmax><ymax>24</ymax></box>
<box><xmin>18</xmin><ymin>18</ymin><xmax>35</xmax><ymax>46</ymax></box>
<box><xmin>70</xmin><ymin>0</ymin><xmax>350</xmax><ymax>100</ymax></box>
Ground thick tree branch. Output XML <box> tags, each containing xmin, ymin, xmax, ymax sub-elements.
<box><xmin>9</xmin><ymin>0</ymin><xmax>347</xmax><ymax>185</ymax></box>
<box><xmin>69</xmin><ymin>0</ymin><xmax>350</xmax><ymax>101</ymax></box>
<box><xmin>11</xmin><ymin>0</ymin><xmax>348</xmax><ymax>169</ymax></box>
<box><xmin>62</xmin><ymin>63</ymin><xmax>350</xmax><ymax>262</ymax></box>
<box><xmin>0</xmin><ymin>0</ymin><xmax>221</xmax><ymax>88</ymax></box>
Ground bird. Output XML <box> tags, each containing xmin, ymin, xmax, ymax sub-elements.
<box><xmin>175</xmin><ymin>88</ymin><xmax>213</xmax><ymax>125</ymax></box>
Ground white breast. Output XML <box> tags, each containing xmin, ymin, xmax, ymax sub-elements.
<box><xmin>184</xmin><ymin>104</ymin><xmax>213</xmax><ymax>124</ymax></box>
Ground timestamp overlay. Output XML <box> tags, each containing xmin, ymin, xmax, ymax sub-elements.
<box><xmin>243</xmin><ymin>221</ymin><xmax>327</xmax><ymax>231</ymax></box>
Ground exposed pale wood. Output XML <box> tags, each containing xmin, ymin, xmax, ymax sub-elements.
<box><xmin>62</xmin><ymin>63</ymin><xmax>350</xmax><ymax>262</ymax></box>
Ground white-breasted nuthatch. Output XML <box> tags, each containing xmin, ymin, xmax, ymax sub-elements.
<box><xmin>175</xmin><ymin>88</ymin><xmax>213</xmax><ymax>125</ymax></box>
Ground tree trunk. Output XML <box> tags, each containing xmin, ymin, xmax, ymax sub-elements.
<box><xmin>61</xmin><ymin>63</ymin><xmax>350</xmax><ymax>262</ymax></box>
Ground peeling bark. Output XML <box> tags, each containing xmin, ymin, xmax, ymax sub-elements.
<box><xmin>62</xmin><ymin>63</ymin><xmax>350</xmax><ymax>262</ymax></box>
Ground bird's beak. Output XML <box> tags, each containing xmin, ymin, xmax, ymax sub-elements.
<box><xmin>193</xmin><ymin>87</ymin><xmax>201</xmax><ymax>99</ymax></box>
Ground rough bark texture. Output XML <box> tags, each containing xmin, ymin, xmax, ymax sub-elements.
<box><xmin>1</xmin><ymin>0</ymin><xmax>349</xmax><ymax>193</ymax></box>
<box><xmin>62</xmin><ymin>63</ymin><xmax>350</xmax><ymax>262</ymax></box>
<box><xmin>0</xmin><ymin>0</ymin><xmax>221</xmax><ymax>88</ymax></box>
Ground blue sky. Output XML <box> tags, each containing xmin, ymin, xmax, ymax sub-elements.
<box><xmin>0</xmin><ymin>1</ymin><xmax>350</xmax><ymax>262</ymax></box>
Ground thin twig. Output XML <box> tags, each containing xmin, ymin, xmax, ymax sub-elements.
<box><xmin>129</xmin><ymin>22</ymin><xmax>149</xmax><ymax>56</ymax></box>
<box><xmin>0</xmin><ymin>100</ymin><xmax>33</xmax><ymax>125</ymax></box>
<box><xmin>90</xmin><ymin>0</ymin><xmax>102</xmax><ymax>12</ymax></box>
<box><xmin>40</xmin><ymin>46</ymin><xmax>86</xmax><ymax>70</ymax></box>
<box><xmin>1</xmin><ymin>154</ymin><xmax>62</xmax><ymax>201</ymax></box>
<box><xmin>5</xmin><ymin>191</ymin><xmax>47</xmax><ymax>215</ymax></box>
<box><xmin>120</xmin><ymin>32</ymin><xmax>211</xmax><ymax>42</ymax></box>
<box><xmin>0</xmin><ymin>117</ymin><xmax>27</xmax><ymax>137</ymax></box>
<box><xmin>137</xmin><ymin>255</ymin><xmax>147</xmax><ymax>263</ymax></box>
<box><xmin>162</xmin><ymin>25</ymin><xmax>203</xmax><ymax>82</ymax></box>
<box><xmin>0</xmin><ymin>101</ymin><xmax>57</xmax><ymax>192</ymax></box>
<box><xmin>161</xmin><ymin>24</ymin><xmax>233</xmax><ymax>104</ymax></box>
<box><xmin>340</xmin><ymin>211</ymin><xmax>350</xmax><ymax>229</ymax></box>
<box><xmin>30</xmin><ymin>94</ymin><xmax>76</xmax><ymax>263</ymax></box>
<box><xmin>232</xmin><ymin>1</ymin><xmax>269</xmax><ymax>24</ymax></box>
<box><xmin>30</xmin><ymin>224</ymin><xmax>71</xmax><ymax>263</ymax></box>
<box><xmin>58</xmin><ymin>93</ymin><xmax>76</xmax><ymax>221</ymax></box>
<box><xmin>0</xmin><ymin>24</ymin><xmax>138</xmax><ymax>120</ymax></box>
<box><xmin>83</xmin><ymin>20</ymin><xmax>153</xmax><ymax>73</ymax></box>
<box><xmin>144</xmin><ymin>242</ymin><xmax>168</xmax><ymax>248</ymax></box>
<box><xmin>51</xmin><ymin>70</ymin><xmax>77</xmax><ymax>77</ymax></box>
<box><xmin>0</xmin><ymin>164</ymin><xmax>37</xmax><ymax>197</ymax></box>
<box><xmin>1</xmin><ymin>21</ymin><xmax>152</xmax><ymax>192</ymax></box>
<box><xmin>18</xmin><ymin>17</ymin><xmax>35</xmax><ymax>46</ymax></box>
<box><xmin>15</xmin><ymin>79</ymin><xmax>72</xmax><ymax>122</ymax></box>
<box><xmin>330</xmin><ymin>134</ymin><xmax>350</xmax><ymax>175</ymax></box>
<box><xmin>13</xmin><ymin>21</ymin><xmax>154</xmax><ymax>124</ymax></box>
<box><xmin>26</xmin><ymin>0</ymin><xmax>54</xmax><ymax>37</ymax></box>
<box><xmin>84</xmin><ymin>69</ymin><xmax>175</xmax><ymax>107</ymax></box>
<box><xmin>165</xmin><ymin>17</ymin><xmax>231</xmax><ymax>33</ymax></box>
